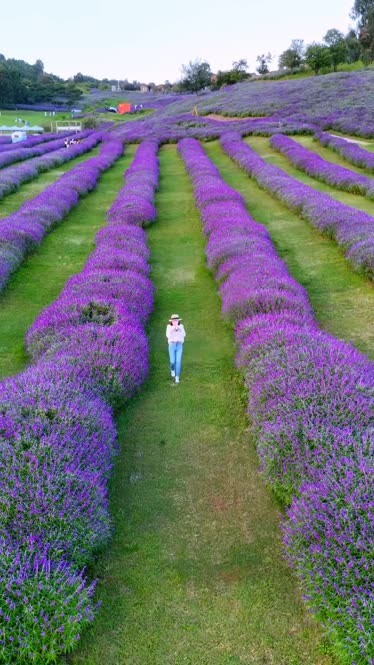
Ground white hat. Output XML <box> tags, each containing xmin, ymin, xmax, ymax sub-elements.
<box><xmin>170</xmin><ymin>313</ymin><xmax>182</xmax><ymax>320</ymax></box>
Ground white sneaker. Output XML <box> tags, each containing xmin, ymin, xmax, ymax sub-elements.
<box><xmin>175</xmin><ymin>376</ymin><xmax>180</xmax><ymax>384</ymax></box>
<box><xmin>171</xmin><ymin>370</ymin><xmax>175</xmax><ymax>378</ymax></box>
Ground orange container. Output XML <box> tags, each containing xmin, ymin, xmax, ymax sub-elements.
<box><xmin>117</xmin><ymin>103</ymin><xmax>131</xmax><ymax>114</ymax></box>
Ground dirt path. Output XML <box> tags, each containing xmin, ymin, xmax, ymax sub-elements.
<box><xmin>206</xmin><ymin>113</ymin><xmax>266</xmax><ymax>122</ymax></box>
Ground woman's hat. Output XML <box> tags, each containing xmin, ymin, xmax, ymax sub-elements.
<box><xmin>170</xmin><ymin>313</ymin><xmax>182</xmax><ymax>320</ymax></box>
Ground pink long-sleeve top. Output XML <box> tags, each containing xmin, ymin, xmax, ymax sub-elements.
<box><xmin>166</xmin><ymin>323</ymin><xmax>186</xmax><ymax>343</ymax></box>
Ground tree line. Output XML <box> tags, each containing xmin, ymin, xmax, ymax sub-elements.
<box><xmin>0</xmin><ymin>0</ymin><xmax>372</xmax><ymax>105</ymax></box>
<box><xmin>179</xmin><ymin>0</ymin><xmax>374</xmax><ymax>92</ymax></box>
<box><xmin>0</xmin><ymin>56</ymin><xmax>83</xmax><ymax>107</ymax></box>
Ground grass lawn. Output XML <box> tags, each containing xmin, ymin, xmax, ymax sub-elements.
<box><xmin>92</xmin><ymin>110</ymin><xmax>153</xmax><ymax>124</ymax></box>
<box><xmin>67</xmin><ymin>144</ymin><xmax>337</xmax><ymax>665</ymax></box>
<box><xmin>0</xmin><ymin>147</ymin><xmax>99</xmax><ymax>218</ymax></box>
<box><xmin>247</xmin><ymin>136</ymin><xmax>374</xmax><ymax>215</ymax></box>
<box><xmin>0</xmin><ymin>146</ymin><xmax>137</xmax><ymax>379</ymax></box>
<box><xmin>294</xmin><ymin>135</ymin><xmax>374</xmax><ymax>165</ymax></box>
<box><xmin>205</xmin><ymin>141</ymin><xmax>374</xmax><ymax>360</ymax></box>
<box><xmin>0</xmin><ymin>109</ymin><xmax>72</xmax><ymax>129</ymax></box>
<box><xmin>290</xmin><ymin>136</ymin><xmax>374</xmax><ymax>171</ymax></box>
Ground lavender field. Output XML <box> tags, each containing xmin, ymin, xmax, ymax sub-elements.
<box><xmin>0</xmin><ymin>72</ymin><xmax>373</xmax><ymax>665</ymax></box>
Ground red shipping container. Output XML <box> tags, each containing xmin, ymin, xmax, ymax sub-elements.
<box><xmin>117</xmin><ymin>103</ymin><xmax>131</xmax><ymax>114</ymax></box>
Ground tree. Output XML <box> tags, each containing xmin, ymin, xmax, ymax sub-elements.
<box><xmin>232</xmin><ymin>59</ymin><xmax>248</xmax><ymax>73</ymax></box>
<box><xmin>278</xmin><ymin>49</ymin><xmax>300</xmax><ymax>71</ymax></box>
<box><xmin>323</xmin><ymin>29</ymin><xmax>347</xmax><ymax>70</ymax></box>
<box><xmin>33</xmin><ymin>59</ymin><xmax>44</xmax><ymax>78</ymax></box>
<box><xmin>351</xmin><ymin>0</ymin><xmax>374</xmax><ymax>62</ymax></box>
<box><xmin>82</xmin><ymin>116</ymin><xmax>97</xmax><ymax>129</ymax></box>
<box><xmin>256</xmin><ymin>53</ymin><xmax>272</xmax><ymax>75</ymax></box>
<box><xmin>290</xmin><ymin>39</ymin><xmax>305</xmax><ymax>59</ymax></box>
<box><xmin>279</xmin><ymin>40</ymin><xmax>304</xmax><ymax>71</ymax></box>
<box><xmin>65</xmin><ymin>83</ymin><xmax>82</xmax><ymax>108</ymax></box>
<box><xmin>351</xmin><ymin>0</ymin><xmax>373</xmax><ymax>22</ymax></box>
<box><xmin>179</xmin><ymin>59</ymin><xmax>212</xmax><ymax>93</ymax></box>
<box><xmin>305</xmin><ymin>42</ymin><xmax>332</xmax><ymax>74</ymax></box>
<box><xmin>344</xmin><ymin>28</ymin><xmax>362</xmax><ymax>62</ymax></box>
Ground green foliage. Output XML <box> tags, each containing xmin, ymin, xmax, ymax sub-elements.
<box><xmin>179</xmin><ymin>59</ymin><xmax>212</xmax><ymax>93</ymax></box>
<box><xmin>323</xmin><ymin>30</ymin><xmax>348</xmax><ymax>71</ymax></box>
<box><xmin>351</xmin><ymin>0</ymin><xmax>374</xmax><ymax>62</ymax></box>
<box><xmin>305</xmin><ymin>42</ymin><xmax>332</xmax><ymax>74</ymax></box>
<box><xmin>82</xmin><ymin>116</ymin><xmax>98</xmax><ymax>129</ymax></box>
<box><xmin>279</xmin><ymin>40</ymin><xmax>305</xmax><ymax>71</ymax></box>
<box><xmin>344</xmin><ymin>29</ymin><xmax>362</xmax><ymax>62</ymax></box>
<box><xmin>0</xmin><ymin>55</ymin><xmax>82</xmax><ymax>106</ymax></box>
<box><xmin>279</xmin><ymin>49</ymin><xmax>302</xmax><ymax>70</ymax></box>
<box><xmin>212</xmin><ymin>60</ymin><xmax>250</xmax><ymax>89</ymax></box>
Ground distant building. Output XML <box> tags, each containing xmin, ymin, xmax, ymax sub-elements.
<box><xmin>140</xmin><ymin>84</ymin><xmax>150</xmax><ymax>93</ymax></box>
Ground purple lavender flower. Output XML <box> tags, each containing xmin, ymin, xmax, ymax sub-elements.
<box><xmin>220</xmin><ymin>132</ymin><xmax>374</xmax><ymax>279</ymax></box>
<box><xmin>178</xmin><ymin>135</ymin><xmax>374</xmax><ymax>662</ymax></box>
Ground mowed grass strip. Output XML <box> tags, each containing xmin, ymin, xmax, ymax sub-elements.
<box><xmin>0</xmin><ymin>146</ymin><xmax>137</xmax><ymax>379</ymax></box>
<box><xmin>247</xmin><ymin>136</ymin><xmax>374</xmax><ymax>215</ymax></box>
<box><xmin>294</xmin><ymin>135</ymin><xmax>374</xmax><ymax>175</ymax></box>
<box><xmin>0</xmin><ymin>146</ymin><xmax>100</xmax><ymax>218</ymax></box>
<box><xmin>68</xmin><ymin>144</ymin><xmax>336</xmax><ymax>665</ymax></box>
<box><xmin>205</xmin><ymin>141</ymin><xmax>374</xmax><ymax>359</ymax></box>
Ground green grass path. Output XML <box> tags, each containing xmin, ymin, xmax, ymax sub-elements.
<box><xmin>294</xmin><ymin>136</ymin><xmax>374</xmax><ymax>175</ymax></box>
<box><xmin>247</xmin><ymin>137</ymin><xmax>374</xmax><ymax>216</ymax></box>
<box><xmin>205</xmin><ymin>142</ymin><xmax>374</xmax><ymax>359</ymax></box>
<box><xmin>0</xmin><ymin>146</ymin><xmax>137</xmax><ymax>378</ymax></box>
<box><xmin>68</xmin><ymin>145</ymin><xmax>336</xmax><ymax>665</ymax></box>
<box><xmin>0</xmin><ymin>147</ymin><xmax>100</xmax><ymax>218</ymax></box>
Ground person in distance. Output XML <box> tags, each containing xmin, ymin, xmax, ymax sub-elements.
<box><xmin>166</xmin><ymin>314</ymin><xmax>186</xmax><ymax>384</ymax></box>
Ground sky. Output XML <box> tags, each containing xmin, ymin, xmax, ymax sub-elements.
<box><xmin>1</xmin><ymin>0</ymin><xmax>356</xmax><ymax>83</ymax></box>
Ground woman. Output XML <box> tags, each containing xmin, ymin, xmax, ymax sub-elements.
<box><xmin>166</xmin><ymin>314</ymin><xmax>186</xmax><ymax>384</ymax></box>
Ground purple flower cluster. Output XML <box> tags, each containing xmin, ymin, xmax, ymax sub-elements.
<box><xmin>0</xmin><ymin>133</ymin><xmax>92</xmax><ymax>170</ymax></box>
<box><xmin>0</xmin><ymin>130</ymin><xmax>77</xmax><ymax>154</ymax></box>
<box><xmin>0</xmin><ymin>140</ymin><xmax>159</xmax><ymax>661</ymax></box>
<box><xmin>113</xmin><ymin>112</ymin><xmax>313</xmax><ymax>145</ymax></box>
<box><xmin>161</xmin><ymin>70</ymin><xmax>374</xmax><ymax>138</ymax></box>
<box><xmin>220</xmin><ymin>132</ymin><xmax>374</xmax><ymax>280</ymax></box>
<box><xmin>315</xmin><ymin>131</ymin><xmax>374</xmax><ymax>172</ymax></box>
<box><xmin>0</xmin><ymin>136</ymin><xmax>123</xmax><ymax>292</ymax></box>
<box><xmin>0</xmin><ymin>538</ymin><xmax>97</xmax><ymax>661</ymax></box>
<box><xmin>107</xmin><ymin>140</ymin><xmax>158</xmax><ymax>226</ymax></box>
<box><xmin>270</xmin><ymin>134</ymin><xmax>374</xmax><ymax>198</ymax></box>
<box><xmin>178</xmin><ymin>137</ymin><xmax>374</xmax><ymax>664</ymax></box>
<box><xmin>0</xmin><ymin>131</ymin><xmax>101</xmax><ymax>200</ymax></box>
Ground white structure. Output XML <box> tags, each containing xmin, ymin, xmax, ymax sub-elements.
<box><xmin>51</xmin><ymin>120</ymin><xmax>82</xmax><ymax>133</ymax></box>
<box><xmin>11</xmin><ymin>130</ymin><xmax>28</xmax><ymax>143</ymax></box>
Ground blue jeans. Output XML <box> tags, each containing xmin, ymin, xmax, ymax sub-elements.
<box><xmin>168</xmin><ymin>342</ymin><xmax>183</xmax><ymax>377</ymax></box>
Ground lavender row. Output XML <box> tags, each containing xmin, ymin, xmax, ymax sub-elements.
<box><xmin>107</xmin><ymin>140</ymin><xmax>158</xmax><ymax>226</ymax></box>
<box><xmin>0</xmin><ymin>140</ymin><xmax>159</xmax><ymax>662</ymax></box>
<box><xmin>220</xmin><ymin>132</ymin><xmax>374</xmax><ymax>280</ymax></box>
<box><xmin>270</xmin><ymin>134</ymin><xmax>374</xmax><ymax>198</ymax></box>
<box><xmin>0</xmin><ymin>130</ymin><xmax>77</xmax><ymax>153</ymax></box>
<box><xmin>0</xmin><ymin>132</ymin><xmax>101</xmax><ymax>200</ymax></box>
<box><xmin>161</xmin><ymin>70</ymin><xmax>374</xmax><ymax>138</ymax></box>
<box><xmin>0</xmin><ymin>136</ymin><xmax>123</xmax><ymax>293</ymax></box>
<box><xmin>315</xmin><ymin>131</ymin><xmax>374</xmax><ymax>172</ymax></box>
<box><xmin>112</xmin><ymin>111</ymin><xmax>314</xmax><ymax>145</ymax></box>
<box><xmin>0</xmin><ymin>130</ymin><xmax>93</xmax><ymax>170</ymax></box>
<box><xmin>178</xmin><ymin>137</ymin><xmax>373</xmax><ymax>665</ymax></box>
